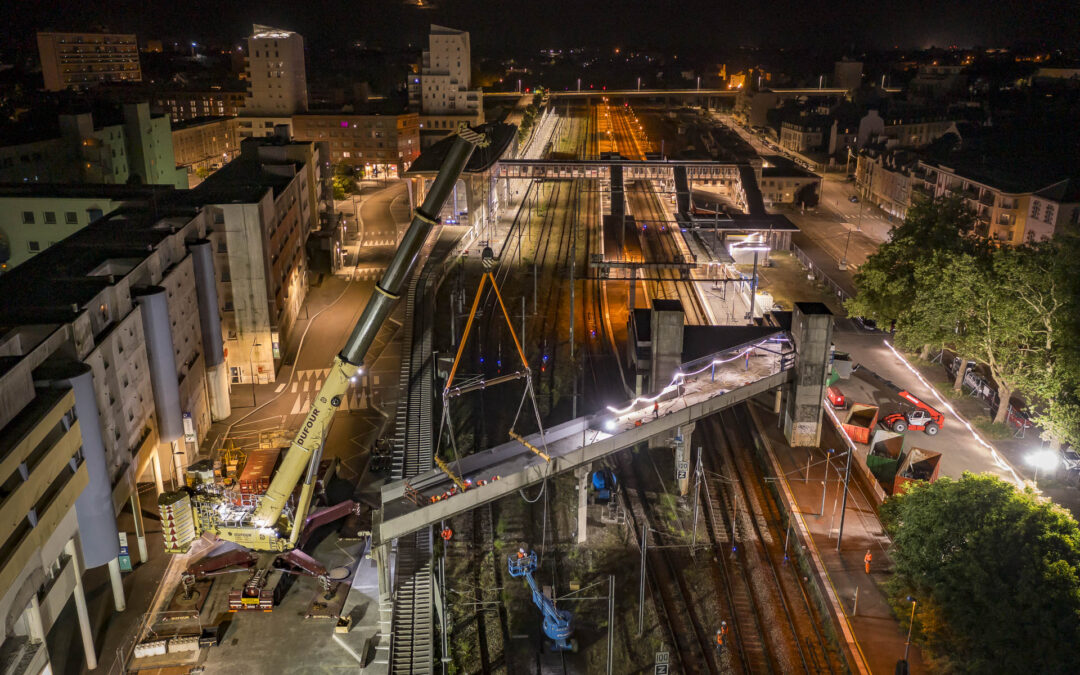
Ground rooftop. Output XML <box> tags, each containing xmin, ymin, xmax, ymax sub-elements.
<box><xmin>0</xmin><ymin>205</ymin><xmax>201</xmax><ymax>326</ymax></box>
<box><xmin>189</xmin><ymin>137</ymin><xmax>307</xmax><ymax>202</ymax></box>
<box><xmin>0</xmin><ymin>183</ymin><xmax>175</xmax><ymax>201</ymax></box>
<box><xmin>761</xmin><ymin>155</ymin><xmax>817</xmax><ymax>178</ymax></box>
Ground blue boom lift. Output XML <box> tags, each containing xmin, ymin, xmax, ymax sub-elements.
<box><xmin>590</xmin><ymin>469</ymin><xmax>618</xmax><ymax>503</ymax></box>
<box><xmin>507</xmin><ymin>551</ymin><xmax>576</xmax><ymax>651</ymax></box>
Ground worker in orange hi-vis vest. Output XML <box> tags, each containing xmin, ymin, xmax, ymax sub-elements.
<box><xmin>653</xmin><ymin>401</ymin><xmax>660</xmax><ymax>419</ymax></box>
<box><xmin>716</xmin><ymin>621</ymin><xmax>729</xmax><ymax>650</ymax></box>
<box><xmin>517</xmin><ymin>548</ymin><xmax>527</xmax><ymax>560</ymax></box>
<box><xmin>864</xmin><ymin>550</ymin><xmax>873</xmax><ymax>574</ymax></box>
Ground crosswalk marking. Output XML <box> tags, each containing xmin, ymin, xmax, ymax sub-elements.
<box><xmin>274</xmin><ymin>383</ymin><xmax>286</xmax><ymax>393</ymax></box>
<box><xmin>291</xmin><ymin>382</ymin><xmax>298</xmax><ymax>393</ymax></box>
<box><xmin>289</xmin><ymin>396</ymin><xmax>304</xmax><ymax>416</ymax></box>
<box><xmin>303</xmin><ymin>380</ymin><xmax>310</xmax><ymax>392</ymax></box>
<box><xmin>316</xmin><ymin>379</ymin><xmax>322</xmax><ymax>389</ymax></box>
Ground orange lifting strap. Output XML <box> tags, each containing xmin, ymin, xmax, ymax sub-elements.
<box><xmin>444</xmin><ymin>271</ymin><xmax>530</xmax><ymax>395</ymax></box>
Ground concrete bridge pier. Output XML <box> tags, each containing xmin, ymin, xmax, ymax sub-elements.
<box><xmin>784</xmin><ymin>302</ymin><xmax>833</xmax><ymax>447</ymax></box>
<box><xmin>574</xmin><ymin>464</ymin><xmax>591</xmax><ymax>544</ymax></box>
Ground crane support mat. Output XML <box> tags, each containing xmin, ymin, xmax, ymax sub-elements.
<box><xmin>306</xmin><ymin>581</ymin><xmax>350</xmax><ymax>619</ymax></box>
<box><xmin>164</xmin><ymin>580</ymin><xmax>213</xmax><ymax>615</ymax></box>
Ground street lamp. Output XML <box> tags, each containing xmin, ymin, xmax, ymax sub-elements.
<box><xmin>728</xmin><ymin>233</ymin><xmax>770</xmax><ymax>322</ymax></box>
<box><xmin>1027</xmin><ymin>449</ymin><xmax>1059</xmax><ymax>488</ymax></box>
<box><xmin>896</xmin><ymin>595</ymin><xmax>917</xmax><ymax>674</ymax></box>
<box><xmin>840</xmin><ymin>227</ymin><xmax>854</xmax><ymax>271</ymax></box>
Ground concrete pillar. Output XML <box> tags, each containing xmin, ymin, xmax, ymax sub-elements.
<box><xmin>64</xmin><ymin>539</ymin><xmax>98</xmax><ymax>670</ymax></box>
<box><xmin>373</xmin><ymin>542</ymin><xmax>392</xmax><ymax>604</ymax></box>
<box><xmin>783</xmin><ymin>302</ymin><xmax>834</xmax><ymax>447</ymax></box>
<box><xmin>649</xmin><ymin>299</ymin><xmax>685</xmax><ymax>394</ymax></box>
<box><xmin>574</xmin><ymin>465</ymin><xmax>591</xmax><ymax>544</ymax></box>
<box><xmin>33</xmin><ymin>362</ymin><xmax>121</xmax><ymax>569</ymax></box>
<box><xmin>650</xmin><ymin>299</ymin><xmax>686</xmax><ymax>451</ymax></box>
<box><xmin>189</xmin><ymin>239</ymin><xmax>231</xmax><ymax>421</ymax></box>
<box><xmin>135</xmin><ymin>286</ymin><xmax>184</xmax><ymax>482</ymax></box>
<box><xmin>130</xmin><ymin>491</ymin><xmax>149</xmax><ymax>564</ymax></box>
<box><xmin>134</xmin><ymin>287</ymin><xmax>182</xmax><ymax>444</ymax></box>
<box><xmin>151</xmin><ymin>449</ymin><xmax>165</xmax><ymax>495</ymax></box>
<box><xmin>464</xmin><ymin>173</ymin><xmax>483</xmax><ymax>238</ymax></box>
<box><xmin>26</xmin><ymin>594</ymin><xmax>45</xmax><ymax>643</ymax></box>
<box><xmin>107</xmin><ymin>558</ymin><xmax>126</xmax><ymax>612</ymax></box>
<box><xmin>170</xmin><ymin>439</ymin><xmax>185</xmax><ymax>492</ymax></box>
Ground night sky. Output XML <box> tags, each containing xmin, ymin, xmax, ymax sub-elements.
<box><xmin>7</xmin><ymin>0</ymin><xmax>1079</xmax><ymax>53</ymax></box>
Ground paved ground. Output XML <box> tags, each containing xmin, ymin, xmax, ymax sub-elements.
<box><xmin>79</xmin><ymin>181</ymin><xmax>416</xmax><ymax>673</ymax></box>
<box><xmin>752</xmin><ymin>403</ymin><xmax>926</xmax><ymax>675</ymax></box>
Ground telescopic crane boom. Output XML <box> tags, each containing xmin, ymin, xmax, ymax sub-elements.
<box><xmin>164</xmin><ymin>127</ymin><xmax>486</xmax><ymax>554</ymax></box>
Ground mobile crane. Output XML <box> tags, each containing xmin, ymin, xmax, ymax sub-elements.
<box><xmin>507</xmin><ymin>550</ymin><xmax>576</xmax><ymax>651</ymax></box>
<box><xmin>854</xmin><ymin>364</ymin><xmax>945</xmax><ymax>436</ymax></box>
<box><xmin>158</xmin><ymin>129</ymin><xmax>486</xmax><ymax>575</ymax></box>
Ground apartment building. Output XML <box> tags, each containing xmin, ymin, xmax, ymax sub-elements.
<box><xmin>914</xmin><ymin>161</ymin><xmax>1038</xmax><ymax>243</ymax></box>
<box><xmin>0</xmin><ymin>102</ymin><xmax>186</xmax><ymax>188</ymax></box>
<box><xmin>292</xmin><ymin>111</ymin><xmax>419</xmax><ymax>178</ymax></box>
<box><xmin>779</xmin><ymin>117</ymin><xmax>827</xmax><ymax>153</ymax></box>
<box><xmin>0</xmin><ymin>383</ymin><xmax>93</xmax><ymax>674</ymax></box>
<box><xmin>0</xmin><ymin>183</ymin><xmax>176</xmax><ymax>273</ymax></box>
<box><xmin>857</xmin><ymin>109</ymin><xmax>958</xmax><ymax>148</ymax></box>
<box><xmin>411</xmin><ymin>25</ymin><xmax>483</xmax><ymax>146</ymax></box>
<box><xmin>189</xmin><ymin>135</ymin><xmax>320</xmax><ymax>383</ymax></box>
<box><xmin>153</xmin><ymin>88</ymin><xmax>246</xmax><ymax>123</ymax></box>
<box><xmin>1027</xmin><ymin>179</ymin><xmax>1080</xmax><ymax>239</ymax></box>
<box><xmin>243</xmin><ymin>25</ymin><xmax>308</xmax><ymax>116</ymax></box>
<box><xmin>759</xmin><ymin>155</ymin><xmax>821</xmax><ymax>205</ymax></box>
<box><xmin>36</xmin><ymin>32</ymin><xmax>141</xmax><ymax>91</ymax></box>
<box><xmin>856</xmin><ymin>149</ymin><xmax>1077</xmax><ymax>243</ymax></box>
<box><xmin>171</xmin><ymin>117</ymin><xmax>241</xmax><ymax>180</ymax></box>
<box><xmin>0</xmin><ymin>203</ymin><xmax>231</xmax><ymax>673</ymax></box>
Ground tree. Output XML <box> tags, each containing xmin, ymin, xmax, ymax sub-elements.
<box><xmin>880</xmin><ymin>474</ymin><xmax>1080</xmax><ymax>673</ymax></box>
<box><xmin>332</xmin><ymin>163</ymin><xmax>357</xmax><ymax>200</ymax></box>
<box><xmin>896</xmin><ymin>244</ymin><xmax>1067</xmax><ymax>424</ymax></box>
<box><xmin>845</xmin><ymin>196</ymin><xmax>982</xmax><ymax>327</ymax></box>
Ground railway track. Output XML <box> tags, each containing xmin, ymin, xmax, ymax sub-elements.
<box><xmin>603</xmin><ymin>104</ymin><xmax>709</xmax><ymax>325</ymax></box>
<box><xmin>703</xmin><ymin>406</ymin><xmax>842</xmax><ymax>673</ymax></box>
<box><xmin>628</xmin><ymin>182</ymin><xmax>710</xmax><ymax>324</ymax></box>
<box><xmin>617</xmin><ymin>450</ymin><xmax>721</xmax><ymax>675</ymax></box>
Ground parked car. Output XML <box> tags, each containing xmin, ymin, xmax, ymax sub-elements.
<box><xmin>848</xmin><ymin>195</ymin><xmax>859</xmax><ymax>203</ymax></box>
<box><xmin>854</xmin><ymin>316</ymin><xmax>878</xmax><ymax>331</ymax></box>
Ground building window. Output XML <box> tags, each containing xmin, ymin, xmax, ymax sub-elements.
<box><xmin>1031</xmin><ymin>201</ymin><xmax>1041</xmax><ymax>220</ymax></box>
<box><xmin>66</xmin><ymin>211</ymin><xmax>79</xmax><ymax>224</ymax></box>
<box><xmin>27</xmin><ymin>240</ymin><xmax>41</xmax><ymax>252</ymax></box>
<box><xmin>22</xmin><ymin>211</ymin><xmax>34</xmax><ymax>224</ymax></box>
<box><xmin>1045</xmin><ymin>204</ymin><xmax>1056</xmax><ymax>224</ymax></box>
<box><xmin>44</xmin><ymin>211</ymin><xmax>57</xmax><ymax>224</ymax></box>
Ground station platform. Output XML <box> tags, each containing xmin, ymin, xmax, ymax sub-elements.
<box><xmin>749</xmin><ymin>403</ymin><xmax>926</xmax><ymax>674</ymax></box>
